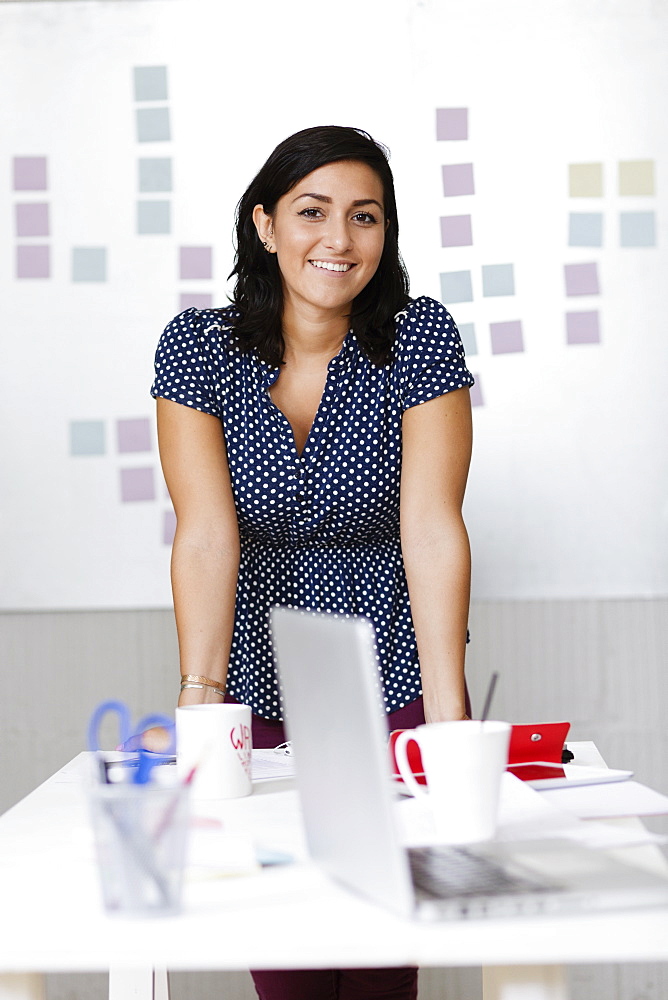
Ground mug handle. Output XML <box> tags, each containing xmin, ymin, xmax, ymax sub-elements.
<box><xmin>394</xmin><ymin>730</ymin><xmax>427</xmax><ymax>797</ymax></box>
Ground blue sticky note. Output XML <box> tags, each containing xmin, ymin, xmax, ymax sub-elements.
<box><xmin>136</xmin><ymin>107</ymin><xmax>171</xmax><ymax>143</ymax></box>
<box><xmin>569</xmin><ymin>213</ymin><xmax>603</xmax><ymax>247</ymax></box>
<box><xmin>137</xmin><ymin>201</ymin><xmax>171</xmax><ymax>235</ymax></box>
<box><xmin>457</xmin><ymin>322</ymin><xmax>477</xmax><ymax>356</ymax></box>
<box><xmin>72</xmin><ymin>247</ymin><xmax>107</xmax><ymax>282</ymax></box>
<box><xmin>482</xmin><ymin>264</ymin><xmax>514</xmax><ymax>297</ymax></box>
<box><xmin>138</xmin><ymin>158</ymin><xmax>172</xmax><ymax>192</ymax></box>
<box><xmin>440</xmin><ymin>270</ymin><xmax>473</xmax><ymax>303</ymax></box>
<box><xmin>134</xmin><ymin>66</ymin><xmax>168</xmax><ymax>102</ymax></box>
<box><xmin>620</xmin><ymin>212</ymin><xmax>656</xmax><ymax>248</ymax></box>
<box><xmin>70</xmin><ymin>420</ymin><xmax>106</xmax><ymax>456</ymax></box>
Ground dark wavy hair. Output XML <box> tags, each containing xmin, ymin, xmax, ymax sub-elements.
<box><xmin>227</xmin><ymin>125</ymin><xmax>411</xmax><ymax>367</ymax></box>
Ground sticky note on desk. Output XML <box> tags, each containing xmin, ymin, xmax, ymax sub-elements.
<box><xmin>187</xmin><ymin>827</ymin><xmax>259</xmax><ymax>879</ymax></box>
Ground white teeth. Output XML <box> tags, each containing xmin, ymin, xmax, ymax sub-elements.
<box><xmin>309</xmin><ymin>260</ymin><xmax>353</xmax><ymax>272</ymax></box>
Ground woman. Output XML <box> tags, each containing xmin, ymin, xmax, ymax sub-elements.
<box><xmin>152</xmin><ymin>125</ymin><xmax>473</xmax><ymax>1000</ymax></box>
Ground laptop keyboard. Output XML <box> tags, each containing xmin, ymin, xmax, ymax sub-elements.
<box><xmin>408</xmin><ymin>845</ymin><xmax>547</xmax><ymax>900</ymax></box>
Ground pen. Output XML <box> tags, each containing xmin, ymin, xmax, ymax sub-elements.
<box><xmin>152</xmin><ymin>763</ymin><xmax>198</xmax><ymax>843</ymax></box>
<box><xmin>480</xmin><ymin>672</ymin><xmax>499</xmax><ymax>725</ymax></box>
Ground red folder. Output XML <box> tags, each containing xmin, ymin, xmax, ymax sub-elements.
<box><xmin>389</xmin><ymin>721</ymin><xmax>571</xmax><ymax>785</ymax></box>
<box><xmin>506</xmin><ymin>721</ymin><xmax>571</xmax><ymax>780</ymax></box>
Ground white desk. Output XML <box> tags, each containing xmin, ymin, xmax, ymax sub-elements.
<box><xmin>0</xmin><ymin>747</ymin><xmax>667</xmax><ymax>1000</ymax></box>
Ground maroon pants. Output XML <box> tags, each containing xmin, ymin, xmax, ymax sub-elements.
<box><xmin>233</xmin><ymin>693</ymin><xmax>429</xmax><ymax>750</ymax></box>
<box><xmin>251</xmin><ymin>967</ymin><xmax>418</xmax><ymax>1000</ymax></box>
<box><xmin>226</xmin><ymin>695</ymin><xmax>427</xmax><ymax>1000</ymax></box>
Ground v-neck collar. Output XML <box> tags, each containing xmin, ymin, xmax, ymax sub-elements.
<box><xmin>258</xmin><ymin>329</ymin><xmax>356</xmax><ymax>389</ymax></box>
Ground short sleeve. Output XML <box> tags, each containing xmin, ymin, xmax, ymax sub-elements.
<box><xmin>394</xmin><ymin>296</ymin><xmax>474</xmax><ymax>412</ymax></box>
<box><xmin>151</xmin><ymin>308</ymin><xmax>224</xmax><ymax>417</ymax></box>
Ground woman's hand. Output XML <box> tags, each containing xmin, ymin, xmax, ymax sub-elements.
<box><xmin>117</xmin><ymin>725</ymin><xmax>174</xmax><ymax>753</ymax></box>
<box><xmin>424</xmin><ymin>708</ymin><xmax>471</xmax><ymax>725</ymax></box>
<box><xmin>117</xmin><ymin>682</ymin><xmax>227</xmax><ymax>751</ymax></box>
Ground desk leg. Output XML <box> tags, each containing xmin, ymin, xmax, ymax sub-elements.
<box><xmin>109</xmin><ymin>968</ymin><xmax>168</xmax><ymax>1000</ymax></box>
<box><xmin>0</xmin><ymin>974</ymin><xmax>45</xmax><ymax>1000</ymax></box>
<box><xmin>482</xmin><ymin>965</ymin><xmax>568</xmax><ymax>1000</ymax></box>
<box><xmin>154</xmin><ymin>969</ymin><xmax>169</xmax><ymax>1000</ymax></box>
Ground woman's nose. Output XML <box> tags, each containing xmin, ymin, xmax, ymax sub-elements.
<box><xmin>324</xmin><ymin>216</ymin><xmax>353</xmax><ymax>251</ymax></box>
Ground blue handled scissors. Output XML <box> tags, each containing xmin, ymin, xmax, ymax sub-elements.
<box><xmin>87</xmin><ymin>699</ymin><xmax>176</xmax><ymax>784</ymax></box>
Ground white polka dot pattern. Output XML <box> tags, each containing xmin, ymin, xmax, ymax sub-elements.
<box><xmin>151</xmin><ymin>296</ymin><xmax>474</xmax><ymax>719</ymax></box>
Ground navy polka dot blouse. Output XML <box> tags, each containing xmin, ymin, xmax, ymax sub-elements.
<box><xmin>152</xmin><ymin>296</ymin><xmax>474</xmax><ymax>720</ymax></box>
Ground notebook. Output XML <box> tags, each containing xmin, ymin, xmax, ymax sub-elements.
<box><xmin>271</xmin><ymin>606</ymin><xmax>668</xmax><ymax>921</ymax></box>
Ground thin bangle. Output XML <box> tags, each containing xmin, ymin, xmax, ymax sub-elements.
<box><xmin>180</xmin><ymin>682</ymin><xmax>225</xmax><ymax>696</ymax></box>
<box><xmin>181</xmin><ymin>674</ymin><xmax>225</xmax><ymax>691</ymax></box>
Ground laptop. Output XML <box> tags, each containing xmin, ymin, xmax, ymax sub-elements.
<box><xmin>271</xmin><ymin>606</ymin><xmax>668</xmax><ymax>921</ymax></box>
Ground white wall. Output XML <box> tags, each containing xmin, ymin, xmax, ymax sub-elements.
<box><xmin>2</xmin><ymin>0</ymin><xmax>666</xmax><ymax>609</ymax></box>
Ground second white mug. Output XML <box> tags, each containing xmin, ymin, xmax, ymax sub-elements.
<box><xmin>394</xmin><ymin>720</ymin><xmax>510</xmax><ymax>844</ymax></box>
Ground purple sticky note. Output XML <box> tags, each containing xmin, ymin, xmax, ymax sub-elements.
<box><xmin>163</xmin><ymin>509</ymin><xmax>177</xmax><ymax>546</ymax></box>
<box><xmin>564</xmin><ymin>262</ymin><xmax>599</xmax><ymax>296</ymax></box>
<box><xmin>490</xmin><ymin>320</ymin><xmax>524</xmax><ymax>355</ymax></box>
<box><xmin>15</xmin><ymin>203</ymin><xmax>50</xmax><ymax>237</ymax></box>
<box><xmin>120</xmin><ymin>467</ymin><xmax>156</xmax><ymax>502</ymax></box>
<box><xmin>179</xmin><ymin>292</ymin><xmax>213</xmax><ymax>310</ymax></box>
<box><xmin>180</xmin><ymin>246</ymin><xmax>213</xmax><ymax>280</ymax></box>
<box><xmin>566</xmin><ymin>310</ymin><xmax>600</xmax><ymax>345</ymax></box>
<box><xmin>117</xmin><ymin>418</ymin><xmax>152</xmax><ymax>453</ymax></box>
<box><xmin>469</xmin><ymin>377</ymin><xmax>484</xmax><ymax>407</ymax></box>
<box><xmin>440</xmin><ymin>215</ymin><xmax>473</xmax><ymax>247</ymax></box>
<box><xmin>13</xmin><ymin>156</ymin><xmax>48</xmax><ymax>191</ymax></box>
<box><xmin>16</xmin><ymin>245</ymin><xmax>50</xmax><ymax>279</ymax></box>
<box><xmin>436</xmin><ymin>108</ymin><xmax>468</xmax><ymax>141</ymax></box>
<box><xmin>442</xmin><ymin>163</ymin><xmax>475</xmax><ymax>197</ymax></box>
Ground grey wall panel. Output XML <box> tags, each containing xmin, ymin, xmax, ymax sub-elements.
<box><xmin>1</xmin><ymin>609</ymin><xmax>178</xmax><ymax>812</ymax></box>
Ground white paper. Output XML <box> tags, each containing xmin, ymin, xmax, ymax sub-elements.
<box><xmin>396</xmin><ymin>772</ymin><xmax>666</xmax><ymax>850</ymax></box>
<box><xmin>186</xmin><ymin>822</ymin><xmax>259</xmax><ymax>879</ymax></box>
<box><xmin>539</xmin><ymin>780</ymin><xmax>668</xmax><ymax>819</ymax></box>
<box><xmin>510</xmin><ymin>763</ymin><xmax>633</xmax><ymax>789</ymax></box>
<box><xmin>252</xmin><ymin>749</ymin><xmax>296</xmax><ymax>780</ymax></box>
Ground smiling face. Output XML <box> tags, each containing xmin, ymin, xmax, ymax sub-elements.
<box><xmin>253</xmin><ymin>160</ymin><xmax>387</xmax><ymax>326</ymax></box>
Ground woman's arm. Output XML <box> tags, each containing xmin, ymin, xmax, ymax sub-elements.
<box><xmin>156</xmin><ymin>397</ymin><xmax>240</xmax><ymax>706</ymax></box>
<box><xmin>400</xmin><ymin>387</ymin><xmax>473</xmax><ymax>723</ymax></box>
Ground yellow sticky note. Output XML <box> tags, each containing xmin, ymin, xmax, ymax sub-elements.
<box><xmin>569</xmin><ymin>163</ymin><xmax>603</xmax><ymax>197</ymax></box>
<box><xmin>619</xmin><ymin>160</ymin><xmax>655</xmax><ymax>196</ymax></box>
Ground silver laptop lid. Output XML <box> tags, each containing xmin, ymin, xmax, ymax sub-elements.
<box><xmin>271</xmin><ymin>607</ymin><xmax>415</xmax><ymax>917</ymax></box>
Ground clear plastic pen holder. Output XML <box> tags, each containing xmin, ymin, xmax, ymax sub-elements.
<box><xmin>88</xmin><ymin>782</ymin><xmax>190</xmax><ymax>916</ymax></box>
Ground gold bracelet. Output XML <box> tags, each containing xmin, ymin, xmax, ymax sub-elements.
<box><xmin>181</xmin><ymin>674</ymin><xmax>225</xmax><ymax>692</ymax></box>
<box><xmin>180</xmin><ymin>682</ymin><xmax>225</xmax><ymax>696</ymax></box>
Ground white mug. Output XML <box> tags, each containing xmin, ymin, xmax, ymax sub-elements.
<box><xmin>175</xmin><ymin>703</ymin><xmax>252</xmax><ymax>799</ymax></box>
<box><xmin>394</xmin><ymin>720</ymin><xmax>511</xmax><ymax>843</ymax></box>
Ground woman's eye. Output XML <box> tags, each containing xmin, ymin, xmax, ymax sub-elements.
<box><xmin>299</xmin><ymin>208</ymin><xmax>323</xmax><ymax>219</ymax></box>
<box><xmin>353</xmin><ymin>212</ymin><xmax>378</xmax><ymax>225</ymax></box>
